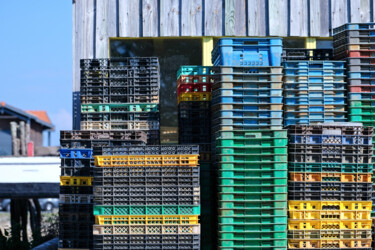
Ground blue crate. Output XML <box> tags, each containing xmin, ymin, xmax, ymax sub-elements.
<box><xmin>212</xmin><ymin>103</ymin><xmax>283</xmax><ymax>112</ymax></box>
<box><xmin>284</xmin><ymin>69</ymin><xmax>345</xmax><ymax>76</ymax></box>
<box><xmin>284</xmin><ymin>97</ymin><xmax>346</xmax><ymax>105</ymax></box>
<box><xmin>283</xmin><ymin>61</ymin><xmax>345</xmax><ymax>69</ymax></box>
<box><xmin>284</xmin><ymin>91</ymin><xmax>345</xmax><ymax>98</ymax></box>
<box><xmin>215</xmin><ymin>110</ymin><xmax>283</xmax><ymax>119</ymax></box>
<box><xmin>214</xmin><ymin>89</ymin><xmax>283</xmax><ymax>97</ymax></box>
<box><xmin>213</xmin><ymin>118</ymin><xmax>283</xmax><ymax>127</ymax></box>
<box><xmin>349</xmin><ymin>93</ymin><xmax>375</xmax><ymax>100</ymax></box>
<box><xmin>213</xmin><ymin>96</ymin><xmax>283</xmax><ymax>104</ymax></box>
<box><xmin>289</xmin><ymin>135</ymin><xmax>372</xmax><ymax>145</ymax></box>
<box><xmin>177</xmin><ymin>66</ymin><xmax>214</xmax><ymax>78</ymax></box>
<box><xmin>284</xmin><ymin>118</ymin><xmax>347</xmax><ymax>126</ymax></box>
<box><xmin>60</xmin><ymin>149</ymin><xmax>93</xmax><ymax>159</ymax></box>
<box><xmin>333</xmin><ymin>22</ymin><xmax>375</xmax><ymax>35</ymax></box>
<box><xmin>348</xmin><ymin>71</ymin><xmax>375</xmax><ymax>79</ymax></box>
<box><xmin>212</xmin><ymin>38</ymin><xmax>283</xmax><ymax>67</ymax></box>
<box><xmin>283</xmin><ymin>75</ymin><xmax>346</xmax><ymax>83</ymax></box>
<box><xmin>285</xmin><ymin>106</ymin><xmax>346</xmax><ymax>113</ymax></box>
<box><xmin>285</xmin><ymin>113</ymin><xmax>346</xmax><ymax>120</ymax></box>
<box><xmin>283</xmin><ymin>83</ymin><xmax>346</xmax><ymax>91</ymax></box>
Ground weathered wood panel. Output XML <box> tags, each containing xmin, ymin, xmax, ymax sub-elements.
<box><xmin>310</xmin><ymin>0</ymin><xmax>330</xmax><ymax>37</ymax></box>
<box><xmin>72</xmin><ymin>1</ymin><xmax>77</xmax><ymax>92</ymax></box>
<box><xmin>225</xmin><ymin>0</ymin><xmax>246</xmax><ymax>36</ymax></box>
<box><xmin>331</xmin><ymin>0</ymin><xmax>348</xmax><ymax>29</ymax></box>
<box><xmin>82</xmin><ymin>0</ymin><xmax>95</xmax><ymax>58</ymax></box>
<box><xmin>95</xmin><ymin>0</ymin><xmax>117</xmax><ymax>58</ymax></box>
<box><xmin>247</xmin><ymin>0</ymin><xmax>267</xmax><ymax>36</ymax></box>
<box><xmin>290</xmin><ymin>0</ymin><xmax>308</xmax><ymax>36</ymax></box>
<box><xmin>160</xmin><ymin>0</ymin><xmax>180</xmax><ymax>36</ymax></box>
<box><xmin>204</xmin><ymin>0</ymin><xmax>223</xmax><ymax>36</ymax></box>
<box><xmin>350</xmin><ymin>0</ymin><xmax>371</xmax><ymax>22</ymax></box>
<box><xmin>143</xmin><ymin>0</ymin><xmax>159</xmax><ymax>37</ymax></box>
<box><xmin>181</xmin><ymin>0</ymin><xmax>203</xmax><ymax>36</ymax></box>
<box><xmin>268</xmin><ymin>0</ymin><xmax>288</xmax><ymax>36</ymax></box>
<box><xmin>119</xmin><ymin>0</ymin><xmax>140</xmax><ymax>37</ymax></box>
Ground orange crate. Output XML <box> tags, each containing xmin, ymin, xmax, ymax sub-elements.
<box><xmin>288</xmin><ymin>172</ymin><xmax>372</xmax><ymax>183</ymax></box>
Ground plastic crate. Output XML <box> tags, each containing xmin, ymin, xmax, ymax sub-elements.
<box><xmin>212</xmin><ymin>38</ymin><xmax>283</xmax><ymax>66</ymax></box>
<box><xmin>81</xmin><ymin>57</ymin><xmax>159</xmax><ymax>69</ymax></box>
<box><xmin>288</xmin><ymin>219</ymin><xmax>372</xmax><ymax>230</ymax></box>
<box><xmin>93</xmin><ymin>205</ymin><xmax>201</xmax><ymax>215</ymax></box>
<box><xmin>216</xmin><ymin>146</ymin><xmax>287</xmax><ymax>155</ymax></box>
<box><xmin>80</xmin><ymin>121</ymin><xmax>159</xmax><ymax>130</ymax></box>
<box><xmin>288</xmin><ymin>210</ymin><xmax>371</xmax><ymax>220</ymax></box>
<box><xmin>177</xmin><ymin>74</ymin><xmax>214</xmax><ymax>85</ymax></box>
<box><xmin>284</xmin><ymin>82</ymin><xmax>346</xmax><ymax>91</ymax></box>
<box><xmin>95</xmin><ymin>215</ymin><xmax>199</xmax><ymax>225</ymax></box>
<box><xmin>288</xmin><ymin>135</ymin><xmax>372</xmax><ymax>145</ymax></box>
<box><xmin>81</xmin><ymin>103</ymin><xmax>159</xmax><ymax>113</ymax></box>
<box><xmin>98</xmin><ymin>145</ymin><xmax>199</xmax><ymax>155</ymax></box>
<box><xmin>59</xmin><ymin>203</ymin><xmax>93</xmax><ymax>213</ymax></box>
<box><xmin>284</xmin><ymin>96</ymin><xmax>346</xmax><ymax>105</ymax></box>
<box><xmin>93</xmin><ymin>234</ymin><xmax>200</xmax><ymax>250</ymax></box>
<box><xmin>282</xmin><ymin>49</ymin><xmax>333</xmax><ymax>61</ymax></box>
<box><xmin>288</xmin><ymin>162</ymin><xmax>373</xmax><ymax>173</ymax></box>
<box><xmin>60</xmin><ymin>130</ymin><xmax>149</xmax><ymax>141</ymax></box>
<box><xmin>80</xmin><ymin>94</ymin><xmax>159</xmax><ymax>104</ymax></box>
<box><xmin>283</xmin><ymin>61</ymin><xmax>345</xmax><ymax>69</ymax></box>
<box><xmin>288</xmin><ymin>239</ymin><xmax>372</xmax><ymax>249</ymax></box>
<box><xmin>60</xmin><ymin>148</ymin><xmax>93</xmax><ymax>159</ymax></box>
<box><xmin>177</xmin><ymin>83</ymin><xmax>212</xmax><ymax>95</ymax></box>
<box><xmin>61</xmin><ymin>165</ymin><xmax>92</xmax><ymax>177</ymax></box>
<box><xmin>93</xmin><ymin>224</ymin><xmax>201</xmax><ymax>235</ymax></box>
<box><xmin>288</xmin><ymin>153</ymin><xmax>372</xmax><ymax>164</ymax></box>
<box><xmin>283</xmin><ymin>75</ymin><xmax>346</xmax><ymax>84</ymax></box>
<box><xmin>287</xmin><ymin>190</ymin><xmax>372</xmax><ymax>201</ymax></box>
<box><xmin>80</xmin><ymin>76</ymin><xmax>160</xmax><ymax>88</ymax></box>
<box><xmin>60</xmin><ymin>176</ymin><xmax>93</xmax><ymax>186</ymax></box>
<box><xmin>288</xmin><ymin>229</ymin><xmax>372</xmax><ymax>240</ymax></box>
<box><xmin>218</xmin><ymin>236</ymin><xmax>287</xmax><ymax>248</ymax></box>
<box><xmin>60</xmin><ymin>185</ymin><xmax>93</xmax><ymax>195</ymax></box>
<box><xmin>333</xmin><ymin>23</ymin><xmax>375</xmax><ymax>34</ymax></box>
<box><xmin>288</xmin><ymin>172</ymin><xmax>372</xmax><ymax>183</ymax></box>
<box><xmin>177</xmin><ymin>66</ymin><xmax>213</xmax><ymax>78</ymax></box>
<box><xmin>287</xmin><ymin>124</ymin><xmax>373</xmax><ymax>136</ymax></box>
<box><xmin>212</xmin><ymin>95</ymin><xmax>283</xmax><ymax>105</ymax></box>
<box><xmin>80</xmin><ymin>112</ymin><xmax>159</xmax><ymax>123</ymax></box>
<box><xmin>177</xmin><ymin>92</ymin><xmax>211</xmax><ymax>104</ymax></box>
<box><xmin>288</xmin><ymin>201</ymin><xmax>372</xmax><ymax>211</ymax></box>
<box><xmin>59</xmin><ymin>194</ymin><xmax>93</xmax><ymax>204</ymax></box>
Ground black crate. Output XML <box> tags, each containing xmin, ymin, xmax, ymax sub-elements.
<box><xmin>282</xmin><ymin>48</ymin><xmax>334</xmax><ymax>61</ymax></box>
<box><xmin>81</xmin><ymin>77</ymin><xmax>160</xmax><ymax>88</ymax></box>
<box><xmin>80</xmin><ymin>57</ymin><xmax>159</xmax><ymax>70</ymax></box>
<box><xmin>97</xmin><ymin>145</ymin><xmax>199</xmax><ymax>155</ymax></box>
<box><xmin>288</xmin><ymin>144</ymin><xmax>373</xmax><ymax>155</ymax></box>
<box><xmin>288</xmin><ymin>181</ymin><xmax>373</xmax><ymax>192</ymax></box>
<box><xmin>288</xmin><ymin>152</ymin><xmax>372</xmax><ymax>164</ymax></box>
<box><xmin>59</xmin><ymin>194</ymin><xmax>93</xmax><ymax>204</ymax></box>
<box><xmin>80</xmin><ymin>94</ymin><xmax>159</xmax><ymax>104</ymax></box>
<box><xmin>59</xmin><ymin>222</ymin><xmax>93</xmax><ymax>249</ymax></box>
<box><xmin>93</xmin><ymin>185</ymin><xmax>200</xmax><ymax>197</ymax></box>
<box><xmin>288</xmin><ymin>190</ymin><xmax>372</xmax><ymax>201</ymax></box>
<box><xmin>80</xmin><ymin>112</ymin><xmax>160</xmax><ymax>122</ymax></box>
<box><xmin>80</xmin><ymin>85</ymin><xmax>160</xmax><ymax>96</ymax></box>
<box><xmin>60</xmin><ymin>130</ymin><xmax>149</xmax><ymax>141</ymax></box>
<box><xmin>59</xmin><ymin>203</ymin><xmax>93</xmax><ymax>213</ymax></box>
<box><xmin>93</xmin><ymin>234</ymin><xmax>200</xmax><ymax>250</ymax></box>
<box><xmin>93</xmin><ymin>175</ymin><xmax>200</xmax><ymax>187</ymax></box>
<box><xmin>60</xmin><ymin>186</ymin><xmax>93</xmax><ymax>195</ymax></box>
<box><xmin>93</xmin><ymin>166</ymin><xmax>199</xmax><ymax>178</ymax></box>
<box><xmin>59</xmin><ymin>211</ymin><xmax>93</xmax><ymax>222</ymax></box>
<box><xmin>287</xmin><ymin>125</ymin><xmax>374</xmax><ymax>136</ymax></box>
<box><xmin>61</xmin><ymin>165</ymin><xmax>92</xmax><ymax>176</ymax></box>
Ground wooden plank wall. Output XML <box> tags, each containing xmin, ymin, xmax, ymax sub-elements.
<box><xmin>72</xmin><ymin>0</ymin><xmax>374</xmax><ymax>91</ymax></box>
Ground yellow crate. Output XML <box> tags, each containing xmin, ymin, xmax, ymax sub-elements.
<box><xmin>288</xmin><ymin>239</ymin><xmax>371</xmax><ymax>249</ymax></box>
<box><xmin>288</xmin><ymin>219</ymin><xmax>372</xmax><ymax>230</ymax></box>
<box><xmin>288</xmin><ymin>201</ymin><xmax>372</xmax><ymax>211</ymax></box>
<box><xmin>177</xmin><ymin>92</ymin><xmax>211</xmax><ymax>104</ymax></box>
<box><xmin>95</xmin><ymin>215</ymin><xmax>199</xmax><ymax>225</ymax></box>
<box><xmin>288</xmin><ymin>229</ymin><xmax>372</xmax><ymax>239</ymax></box>
<box><xmin>94</xmin><ymin>155</ymin><xmax>199</xmax><ymax>167</ymax></box>
<box><xmin>93</xmin><ymin>224</ymin><xmax>201</xmax><ymax>235</ymax></box>
<box><xmin>60</xmin><ymin>176</ymin><xmax>92</xmax><ymax>186</ymax></box>
<box><xmin>288</xmin><ymin>210</ymin><xmax>371</xmax><ymax>220</ymax></box>
<box><xmin>289</xmin><ymin>172</ymin><xmax>372</xmax><ymax>182</ymax></box>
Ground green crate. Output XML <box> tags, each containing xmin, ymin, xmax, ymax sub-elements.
<box><xmin>81</xmin><ymin>103</ymin><xmax>159</xmax><ymax>112</ymax></box>
<box><xmin>349</xmin><ymin>106</ymin><xmax>375</xmax><ymax>115</ymax></box>
<box><xmin>349</xmin><ymin>114</ymin><xmax>375</xmax><ymax>122</ymax></box>
<box><xmin>217</xmin><ymin>154</ymin><xmax>287</xmax><ymax>163</ymax></box>
<box><xmin>219</xmin><ymin>193</ymin><xmax>287</xmax><ymax>203</ymax></box>
<box><xmin>219</xmin><ymin>237</ymin><xmax>287</xmax><ymax>248</ymax></box>
<box><xmin>219</xmin><ymin>177</ymin><xmax>287</xmax><ymax>186</ymax></box>
<box><xmin>216</xmin><ymin>138</ymin><xmax>288</xmax><ymax>147</ymax></box>
<box><xmin>216</xmin><ymin>130</ymin><xmax>287</xmax><ymax>139</ymax></box>
<box><xmin>220</xmin><ymin>208</ymin><xmax>286</xmax><ymax>217</ymax></box>
<box><xmin>349</xmin><ymin>100</ymin><xmax>375</xmax><ymax>107</ymax></box>
<box><xmin>216</xmin><ymin>146</ymin><xmax>287</xmax><ymax>155</ymax></box>
<box><xmin>221</xmin><ymin>162</ymin><xmax>288</xmax><ymax>171</ymax></box>
<box><xmin>93</xmin><ymin>205</ymin><xmax>200</xmax><ymax>215</ymax></box>
<box><xmin>288</xmin><ymin>162</ymin><xmax>373</xmax><ymax>173</ymax></box>
<box><xmin>219</xmin><ymin>169</ymin><xmax>287</xmax><ymax>179</ymax></box>
<box><xmin>220</xmin><ymin>201</ymin><xmax>287</xmax><ymax>210</ymax></box>
<box><xmin>219</xmin><ymin>215</ymin><xmax>287</xmax><ymax>225</ymax></box>
<box><xmin>219</xmin><ymin>185</ymin><xmax>287</xmax><ymax>194</ymax></box>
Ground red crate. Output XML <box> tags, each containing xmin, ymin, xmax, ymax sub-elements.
<box><xmin>177</xmin><ymin>83</ymin><xmax>212</xmax><ymax>95</ymax></box>
<box><xmin>348</xmin><ymin>50</ymin><xmax>375</xmax><ymax>58</ymax></box>
<box><xmin>349</xmin><ymin>85</ymin><xmax>375</xmax><ymax>93</ymax></box>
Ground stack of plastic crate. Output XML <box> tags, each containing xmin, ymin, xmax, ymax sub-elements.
<box><xmin>80</xmin><ymin>57</ymin><xmax>160</xmax><ymax>143</ymax></box>
<box><xmin>211</xmin><ymin>38</ymin><xmax>288</xmax><ymax>249</ymax></box>
<box><xmin>282</xmin><ymin>60</ymin><xmax>346</xmax><ymax>126</ymax></box>
<box><xmin>91</xmin><ymin>145</ymin><xmax>201</xmax><ymax>249</ymax></box>
<box><xmin>333</xmin><ymin>23</ymin><xmax>375</xmax><ymax>219</ymax></box>
<box><xmin>177</xmin><ymin>65</ymin><xmax>214</xmax><ymax>249</ymax></box>
<box><xmin>287</xmin><ymin>123</ymin><xmax>373</xmax><ymax>250</ymax></box>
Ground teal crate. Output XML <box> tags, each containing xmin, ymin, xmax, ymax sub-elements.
<box><xmin>216</xmin><ymin>146</ymin><xmax>287</xmax><ymax>155</ymax></box>
<box><xmin>219</xmin><ymin>177</ymin><xmax>287</xmax><ymax>186</ymax></box>
<box><xmin>219</xmin><ymin>193</ymin><xmax>287</xmax><ymax>202</ymax></box>
<box><xmin>219</xmin><ymin>215</ymin><xmax>287</xmax><ymax>225</ymax></box>
<box><xmin>221</xmin><ymin>162</ymin><xmax>288</xmax><ymax>171</ymax></box>
<box><xmin>81</xmin><ymin>103</ymin><xmax>159</xmax><ymax>112</ymax></box>
<box><xmin>215</xmin><ymin>129</ymin><xmax>287</xmax><ymax>139</ymax></box>
<box><xmin>219</xmin><ymin>169</ymin><xmax>287</xmax><ymax>179</ymax></box>
<box><xmin>216</xmin><ymin>137</ymin><xmax>287</xmax><ymax>147</ymax></box>
<box><xmin>177</xmin><ymin>65</ymin><xmax>213</xmax><ymax>78</ymax></box>
<box><xmin>219</xmin><ymin>185</ymin><xmax>287</xmax><ymax>194</ymax></box>
<box><xmin>93</xmin><ymin>205</ymin><xmax>200</xmax><ymax>215</ymax></box>
<box><xmin>220</xmin><ymin>208</ymin><xmax>286</xmax><ymax>217</ymax></box>
<box><xmin>217</xmin><ymin>154</ymin><xmax>287</xmax><ymax>163</ymax></box>
<box><xmin>288</xmin><ymin>162</ymin><xmax>373</xmax><ymax>173</ymax></box>
<box><xmin>219</xmin><ymin>237</ymin><xmax>287</xmax><ymax>248</ymax></box>
<box><xmin>220</xmin><ymin>201</ymin><xmax>287</xmax><ymax>210</ymax></box>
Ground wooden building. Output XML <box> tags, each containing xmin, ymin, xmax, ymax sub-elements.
<box><xmin>72</xmin><ymin>0</ymin><xmax>371</xmax><ymax>140</ymax></box>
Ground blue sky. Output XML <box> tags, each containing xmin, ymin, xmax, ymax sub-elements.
<box><xmin>0</xmin><ymin>1</ymin><xmax>72</xmax><ymax>146</ymax></box>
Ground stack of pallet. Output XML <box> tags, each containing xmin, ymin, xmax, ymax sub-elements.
<box><xmin>287</xmin><ymin>123</ymin><xmax>373</xmax><ymax>250</ymax></box>
<box><xmin>92</xmin><ymin>145</ymin><xmax>201</xmax><ymax>249</ymax></box>
<box><xmin>59</xmin><ymin>57</ymin><xmax>160</xmax><ymax>249</ymax></box>
<box><xmin>333</xmin><ymin>23</ymin><xmax>375</xmax><ymax>218</ymax></box>
<box><xmin>282</xmin><ymin>59</ymin><xmax>346</xmax><ymax>126</ymax></box>
<box><xmin>177</xmin><ymin>65</ymin><xmax>214</xmax><ymax>249</ymax></box>
<box><xmin>211</xmin><ymin>38</ymin><xmax>288</xmax><ymax>249</ymax></box>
